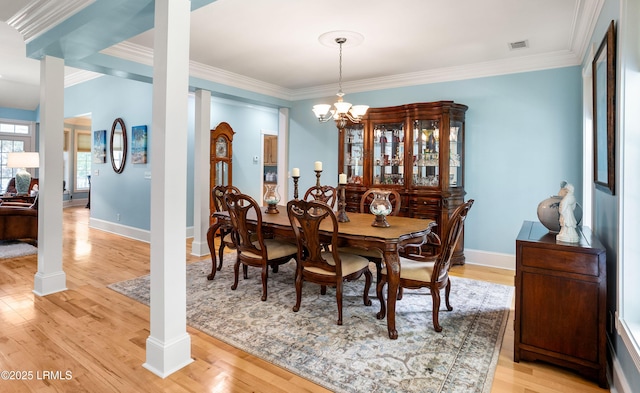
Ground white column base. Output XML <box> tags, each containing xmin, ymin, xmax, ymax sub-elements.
<box><xmin>33</xmin><ymin>271</ymin><xmax>67</xmax><ymax>296</ymax></box>
<box><xmin>143</xmin><ymin>334</ymin><xmax>193</xmax><ymax>378</ymax></box>
<box><xmin>190</xmin><ymin>240</ymin><xmax>211</xmax><ymax>257</ymax></box>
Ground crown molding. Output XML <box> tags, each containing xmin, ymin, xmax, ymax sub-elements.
<box><xmin>103</xmin><ymin>41</ymin><xmax>583</xmax><ymax>102</ymax></box>
<box><xmin>571</xmin><ymin>0</ymin><xmax>606</xmax><ymax>65</ymax></box>
<box><xmin>101</xmin><ymin>41</ymin><xmax>295</xmax><ymax>100</ymax></box>
<box><xmin>292</xmin><ymin>50</ymin><xmax>582</xmax><ymax>100</ymax></box>
<box><xmin>64</xmin><ymin>68</ymin><xmax>103</xmax><ymax>88</ymax></box>
<box><xmin>6</xmin><ymin>0</ymin><xmax>94</xmax><ymax>43</ymax></box>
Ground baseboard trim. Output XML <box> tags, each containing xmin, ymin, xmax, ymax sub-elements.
<box><xmin>465</xmin><ymin>249</ymin><xmax>515</xmax><ymax>271</ymax></box>
<box><xmin>89</xmin><ymin>217</ymin><xmax>150</xmax><ymax>243</ymax></box>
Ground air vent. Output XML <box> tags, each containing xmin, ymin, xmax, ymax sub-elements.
<box><xmin>508</xmin><ymin>40</ymin><xmax>529</xmax><ymax>50</ymax></box>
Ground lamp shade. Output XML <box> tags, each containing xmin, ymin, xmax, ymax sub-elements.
<box><xmin>7</xmin><ymin>152</ymin><xmax>40</xmax><ymax>168</ymax></box>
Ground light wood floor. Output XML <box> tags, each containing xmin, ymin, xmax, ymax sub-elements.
<box><xmin>0</xmin><ymin>207</ymin><xmax>610</xmax><ymax>392</ymax></box>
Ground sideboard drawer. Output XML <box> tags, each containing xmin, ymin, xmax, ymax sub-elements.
<box><xmin>521</xmin><ymin>246</ymin><xmax>600</xmax><ymax>277</ymax></box>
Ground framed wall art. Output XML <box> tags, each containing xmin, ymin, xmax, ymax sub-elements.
<box><xmin>131</xmin><ymin>125</ymin><xmax>148</xmax><ymax>164</ymax></box>
<box><xmin>592</xmin><ymin>20</ymin><xmax>616</xmax><ymax>195</ymax></box>
<box><xmin>93</xmin><ymin>129</ymin><xmax>107</xmax><ymax>164</ymax></box>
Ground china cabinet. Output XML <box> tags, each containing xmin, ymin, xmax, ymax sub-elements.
<box><xmin>210</xmin><ymin>122</ymin><xmax>235</xmax><ymax>223</ymax></box>
<box><xmin>338</xmin><ymin>101</ymin><xmax>468</xmax><ymax>264</ymax></box>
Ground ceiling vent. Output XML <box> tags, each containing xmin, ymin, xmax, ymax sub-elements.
<box><xmin>508</xmin><ymin>40</ymin><xmax>529</xmax><ymax>50</ymax></box>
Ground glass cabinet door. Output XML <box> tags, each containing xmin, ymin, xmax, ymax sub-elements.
<box><xmin>215</xmin><ymin>161</ymin><xmax>228</xmax><ymax>186</ymax></box>
<box><xmin>412</xmin><ymin>119</ymin><xmax>440</xmax><ymax>187</ymax></box>
<box><xmin>449</xmin><ymin>120</ymin><xmax>463</xmax><ymax>187</ymax></box>
<box><xmin>342</xmin><ymin>124</ymin><xmax>364</xmax><ymax>184</ymax></box>
<box><xmin>371</xmin><ymin>122</ymin><xmax>404</xmax><ymax>185</ymax></box>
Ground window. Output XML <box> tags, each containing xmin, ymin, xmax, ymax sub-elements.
<box><xmin>75</xmin><ymin>131</ymin><xmax>91</xmax><ymax>191</ymax></box>
<box><xmin>0</xmin><ymin>120</ymin><xmax>34</xmax><ymax>193</ymax></box>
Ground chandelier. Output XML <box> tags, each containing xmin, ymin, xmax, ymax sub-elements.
<box><xmin>312</xmin><ymin>37</ymin><xmax>369</xmax><ymax>129</ymax></box>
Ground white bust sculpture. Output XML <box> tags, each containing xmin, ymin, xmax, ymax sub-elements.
<box><xmin>556</xmin><ymin>183</ymin><xmax>580</xmax><ymax>243</ymax></box>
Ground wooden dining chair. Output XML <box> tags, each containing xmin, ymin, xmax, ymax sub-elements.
<box><xmin>287</xmin><ymin>199</ymin><xmax>373</xmax><ymax>325</ymax></box>
<box><xmin>303</xmin><ymin>185</ymin><xmax>337</xmax><ymax>208</ymax></box>
<box><xmin>211</xmin><ymin>185</ymin><xmax>241</xmax><ymax>271</ymax></box>
<box><xmin>224</xmin><ymin>192</ymin><xmax>298</xmax><ymax>301</ymax></box>
<box><xmin>376</xmin><ymin>199</ymin><xmax>474</xmax><ymax>332</ymax></box>
<box><xmin>340</xmin><ymin>188</ymin><xmax>405</xmax><ymax>297</ymax></box>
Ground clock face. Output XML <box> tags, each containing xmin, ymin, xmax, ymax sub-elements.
<box><xmin>215</xmin><ymin>138</ymin><xmax>227</xmax><ymax>157</ymax></box>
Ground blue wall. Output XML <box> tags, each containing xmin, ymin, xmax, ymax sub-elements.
<box><xmin>0</xmin><ymin>107</ymin><xmax>38</xmax><ymax>122</ymax></box>
<box><xmin>63</xmin><ymin>76</ymin><xmax>280</xmax><ymax>230</ymax></box>
<box><xmin>65</xmin><ymin>75</ymin><xmax>154</xmax><ymax>229</ymax></box>
<box><xmin>290</xmin><ymin>66</ymin><xmax>583</xmax><ymax>255</ymax></box>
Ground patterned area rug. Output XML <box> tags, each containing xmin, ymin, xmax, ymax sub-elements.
<box><xmin>109</xmin><ymin>256</ymin><xmax>513</xmax><ymax>393</ymax></box>
<box><xmin>0</xmin><ymin>240</ymin><xmax>37</xmax><ymax>259</ymax></box>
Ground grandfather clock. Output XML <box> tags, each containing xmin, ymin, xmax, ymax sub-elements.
<box><xmin>210</xmin><ymin>122</ymin><xmax>235</xmax><ymax>223</ymax></box>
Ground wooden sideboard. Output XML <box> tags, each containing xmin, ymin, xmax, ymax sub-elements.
<box><xmin>514</xmin><ymin>221</ymin><xmax>607</xmax><ymax>388</ymax></box>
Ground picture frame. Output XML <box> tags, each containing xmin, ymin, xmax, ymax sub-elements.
<box><xmin>592</xmin><ymin>20</ymin><xmax>616</xmax><ymax>195</ymax></box>
<box><xmin>93</xmin><ymin>130</ymin><xmax>107</xmax><ymax>164</ymax></box>
<box><xmin>131</xmin><ymin>125</ymin><xmax>148</xmax><ymax>164</ymax></box>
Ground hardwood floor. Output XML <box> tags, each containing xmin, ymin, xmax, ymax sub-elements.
<box><xmin>0</xmin><ymin>207</ymin><xmax>610</xmax><ymax>392</ymax></box>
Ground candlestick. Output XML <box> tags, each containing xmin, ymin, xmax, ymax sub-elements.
<box><xmin>314</xmin><ymin>161</ymin><xmax>322</xmax><ymax>171</ymax></box>
<box><xmin>292</xmin><ymin>175</ymin><xmax>300</xmax><ymax>200</ymax></box>
<box><xmin>337</xmin><ymin>184</ymin><xmax>350</xmax><ymax>222</ymax></box>
<box><xmin>339</xmin><ymin>173</ymin><xmax>347</xmax><ymax>185</ymax></box>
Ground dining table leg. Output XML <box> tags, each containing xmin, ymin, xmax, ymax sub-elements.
<box><xmin>206</xmin><ymin>220</ymin><xmax>222</xmax><ymax>280</ymax></box>
<box><xmin>384</xmin><ymin>250</ymin><xmax>400</xmax><ymax>340</ymax></box>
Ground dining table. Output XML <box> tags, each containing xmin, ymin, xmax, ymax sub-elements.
<box><xmin>206</xmin><ymin>206</ymin><xmax>436</xmax><ymax>340</ymax></box>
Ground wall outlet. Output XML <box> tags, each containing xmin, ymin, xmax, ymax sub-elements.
<box><xmin>116</xmin><ymin>213</ymin><xmax>120</xmax><ymax>222</ymax></box>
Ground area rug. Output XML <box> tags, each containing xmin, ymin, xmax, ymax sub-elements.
<box><xmin>0</xmin><ymin>240</ymin><xmax>37</xmax><ymax>259</ymax></box>
<box><xmin>109</xmin><ymin>256</ymin><xmax>513</xmax><ymax>393</ymax></box>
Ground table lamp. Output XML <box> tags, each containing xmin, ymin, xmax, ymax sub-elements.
<box><xmin>7</xmin><ymin>152</ymin><xmax>40</xmax><ymax>195</ymax></box>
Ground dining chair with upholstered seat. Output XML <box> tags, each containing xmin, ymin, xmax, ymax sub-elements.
<box><xmin>287</xmin><ymin>199</ymin><xmax>373</xmax><ymax>325</ymax></box>
<box><xmin>376</xmin><ymin>199</ymin><xmax>474</xmax><ymax>332</ymax></box>
<box><xmin>224</xmin><ymin>192</ymin><xmax>298</xmax><ymax>301</ymax></box>
<box><xmin>303</xmin><ymin>185</ymin><xmax>337</xmax><ymax>208</ymax></box>
<box><xmin>210</xmin><ymin>185</ymin><xmax>241</xmax><ymax>271</ymax></box>
<box><xmin>339</xmin><ymin>188</ymin><xmax>406</xmax><ymax>296</ymax></box>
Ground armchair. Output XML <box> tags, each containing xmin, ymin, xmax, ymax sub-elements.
<box><xmin>376</xmin><ymin>199</ymin><xmax>474</xmax><ymax>332</ymax></box>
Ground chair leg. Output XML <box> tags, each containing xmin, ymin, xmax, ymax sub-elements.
<box><xmin>376</xmin><ymin>277</ymin><xmax>386</xmax><ymax>320</ymax></box>
<box><xmin>217</xmin><ymin>242</ymin><xmax>225</xmax><ymax>271</ymax></box>
<box><xmin>292</xmin><ymin>268</ymin><xmax>303</xmax><ymax>312</ymax></box>
<box><xmin>397</xmin><ymin>287</ymin><xmax>404</xmax><ymax>300</ymax></box>
<box><xmin>431</xmin><ymin>288</ymin><xmax>443</xmax><ymax>332</ymax></box>
<box><xmin>243</xmin><ymin>264</ymin><xmax>248</xmax><ymax>279</ymax></box>
<box><xmin>335</xmin><ymin>280</ymin><xmax>343</xmax><ymax>325</ymax></box>
<box><xmin>231</xmin><ymin>257</ymin><xmax>241</xmax><ymax>290</ymax></box>
<box><xmin>444</xmin><ymin>278</ymin><xmax>453</xmax><ymax>311</ymax></box>
<box><xmin>362</xmin><ymin>269</ymin><xmax>372</xmax><ymax>306</ymax></box>
<box><xmin>260</xmin><ymin>264</ymin><xmax>268</xmax><ymax>301</ymax></box>
<box><xmin>320</xmin><ymin>285</ymin><xmax>327</xmax><ymax>295</ymax></box>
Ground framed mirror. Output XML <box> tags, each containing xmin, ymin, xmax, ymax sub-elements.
<box><xmin>592</xmin><ymin>20</ymin><xmax>616</xmax><ymax>195</ymax></box>
<box><xmin>110</xmin><ymin>117</ymin><xmax>127</xmax><ymax>174</ymax></box>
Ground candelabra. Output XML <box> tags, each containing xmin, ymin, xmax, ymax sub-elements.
<box><xmin>336</xmin><ymin>184</ymin><xmax>350</xmax><ymax>222</ymax></box>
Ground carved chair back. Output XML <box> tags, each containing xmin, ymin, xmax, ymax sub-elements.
<box><xmin>287</xmin><ymin>199</ymin><xmax>340</xmax><ymax>275</ymax></box>
<box><xmin>223</xmin><ymin>192</ymin><xmax>267</xmax><ymax>262</ymax></box>
<box><xmin>212</xmin><ymin>185</ymin><xmax>241</xmax><ymax>212</ymax></box>
<box><xmin>303</xmin><ymin>185</ymin><xmax>337</xmax><ymax>208</ymax></box>
<box><xmin>431</xmin><ymin>199</ymin><xmax>474</xmax><ymax>283</ymax></box>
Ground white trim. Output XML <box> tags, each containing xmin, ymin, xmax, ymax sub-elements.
<box><xmin>464</xmin><ymin>249</ymin><xmax>515</xmax><ymax>271</ymax></box>
<box><xmin>618</xmin><ymin>318</ymin><xmax>640</xmax><ymax>375</ymax></box>
<box><xmin>609</xmin><ymin>331</ymin><xmax>635</xmax><ymax>393</ymax></box>
<box><xmin>89</xmin><ymin>217</ymin><xmax>151</xmax><ymax>243</ymax></box>
<box><xmin>65</xmin><ymin>68</ymin><xmax>103</xmax><ymax>87</ymax></box>
<box><xmin>104</xmin><ymin>41</ymin><xmax>586</xmax><ymax>102</ymax></box>
<box><xmin>581</xmin><ymin>44</ymin><xmax>595</xmax><ymax>228</ymax></box>
<box><xmin>7</xmin><ymin>0</ymin><xmax>95</xmax><ymax>43</ymax></box>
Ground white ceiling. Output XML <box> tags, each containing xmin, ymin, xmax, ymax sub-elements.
<box><xmin>0</xmin><ymin>0</ymin><xmax>601</xmax><ymax>111</ymax></box>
